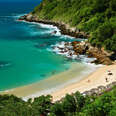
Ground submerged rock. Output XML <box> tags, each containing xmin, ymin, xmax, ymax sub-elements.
<box><xmin>0</xmin><ymin>61</ymin><xmax>11</xmax><ymax>68</ymax></box>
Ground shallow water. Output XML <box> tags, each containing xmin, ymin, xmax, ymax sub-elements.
<box><xmin>0</xmin><ymin>1</ymin><xmax>84</xmax><ymax>91</ymax></box>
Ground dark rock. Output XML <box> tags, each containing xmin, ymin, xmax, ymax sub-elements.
<box><xmin>19</xmin><ymin>14</ymin><xmax>113</xmax><ymax>65</ymax></box>
<box><xmin>0</xmin><ymin>61</ymin><xmax>11</xmax><ymax>68</ymax></box>
<box><xmin>111</xmin><ymin>82</ymin><xmax>116</xmax><ymax>86</ymax></box>
<box><xmin>18</xmin><ymin>15</ymin><xmax>89</xmax><ymax>38</ymax></box>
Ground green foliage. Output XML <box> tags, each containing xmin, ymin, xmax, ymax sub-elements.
<box><xmin>31</xmin><ymin>0</ymin><xmax>116</xmax><ymax>52</ymax></box>
<box><xmin>62</xmin><ymin>94</ymin><xmax>76</xmax><ymax>113</ymax></box>
<box><xmin>105</xmin><ymin>34</ymin><xmax>116</xmax><ymax>52</ymax></box>
<box><xmin>1</xmin><ymin>0</ymin><xmax>116</xmax><ymax>114</ymax></box>
<box><xmin>31</xmin><ymin>95</ymin><xmax>52</xmax><ymax>116</ymax></box>
<box><xmin>97</xmin><ymin>22</ymin><xmax>113</xmax><ymax>41</ymax></box>
<box><xmin>90</xmin><ymin>22</ymin><xmax>115</xmax><ymax>50</ymax></box>
<box><xmin>1</xmin><ymin>87</ymin><xmax>116</xmax><ymax>116</ymax></box>
<box><xmin>110</xmin><ymin>0</ymin><xmax>116</xmax><ymax>11</ymax></box>
<box><xmin>0</xmin><ymin>95</ymin><xmax>32</xmax><ymax>116</ymax></box>
<box><xmin>74</xmin><ymin>91</ymin><xmax>86</xmax><ymax>111</ymax></box>
<box><xmin>92</xmin><ymin>0</ymin><xmax>107</xmax><ymax>13</ymax></box>
<box><xmin>50</xmin><ymin>103</ymin><xmax>64</xmax><ymax>116</ymax></box>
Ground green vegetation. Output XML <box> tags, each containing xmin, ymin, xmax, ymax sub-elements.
<box><xmin>1</xmin><ymin>86</ymin><xmax>116</xmax><ymax>116</ymax></box>
<box><xmin>32</xmin><ymin>0</ymin><xmax>116</xmax><ymax>52</ymax></box>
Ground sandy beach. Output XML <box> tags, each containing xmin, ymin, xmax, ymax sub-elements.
<box><xmin>52</xmin><ymin>63</ymin><xmax>116</xmax><ymax>102</ymax></box>
<box><xmin>1</xmin><ymin>62</ymin><xmax>97</xmax><ymax>98</ymax></box>
<box><xmin>1</xmin><ymin>63</ymin><xmax>116</xmax><ymax>102</ymax></box>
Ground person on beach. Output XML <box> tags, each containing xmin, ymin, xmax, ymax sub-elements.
<box><xmin>105</xmin><ymin>77</ymin><xmax>108</xmax><ymax>82</ymax></box>
<box><xmin>87</xmin><ymin>80</ymin><xmax>90</xmax><ymax>83</ymax></box>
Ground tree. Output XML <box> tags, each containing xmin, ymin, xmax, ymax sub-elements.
<box><xmin>105</xmin><ymin>34</ymin><xmax>116</xmax><ymax>52</ymax></box>
<box><xmin>110</xmin><ymin>0</ymin><xmax>116</xmax><ymax>11</ymax></box>
<box><xmin>62</xmin><ymin>94</ymin><xmax>76</xmax><ymax>113</ymax></box>
<box><xmin>97</xmin><ymin>22</ymin><xmax>113</xmax><ymax>42</ymax></box>
<box><xmin>32</xmin><ymin>95</ymin><xmax>52</xmax><ymax>116</ymax></box>
<box><xmin>92</xmin><ymin>0</ymin><xmax>109</xmax><ymax>13</ymax></box>
<box><xmin>50</xmin><ymin>103</ymin><xmax>65</xmax><ymax>116</ymax></box>
<box><xmin>74</xmin><ymin>91</ymin><xmax>86</xmax><ymax>112</ymax></box>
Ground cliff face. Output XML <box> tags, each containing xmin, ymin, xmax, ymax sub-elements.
<box><xmin>30</xmin><ymin>0</ymin><xmax>116</xmax><ymax>53</ymax></box>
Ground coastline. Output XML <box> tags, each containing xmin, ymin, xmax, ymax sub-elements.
<box><xmin>1</xmin><ymin>14</ymin><xmax>115</xmax><ymax>102</ymax></box>
<box><xmin>52</xmin><ymin>63</ymin><xmax>116</xmax><ymax>102</ymax></box>
<box><xmin>19</xmin><ymin>14</ymin><xmax>113</xmax><ymax>65</ymax></box>
<box><xmin>18</xmin><ymin>14</ymin><xmax>89</xmax><ymax>39</ymax></box>
<box><xmin>2</xmin><ymin>63</ymin><xmax>116</xmax><ymax>102</ymax></box>
<box><xmin>1</xmin><ymin>62</ymin><xmax>99</xmax><ymax>100</ymax></box>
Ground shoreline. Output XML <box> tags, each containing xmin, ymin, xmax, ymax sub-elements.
<box><xmin>1</xmin><ymin>63</ymin><xmax>116</xmax><ymax>102</ymax></box>
<box><xmin>19</xmin><ymin>14</ymin><xmax>113</xmax><ymax>65</ymax></box>
<box><xmin>1</xmin><ymin>62</ymin><xmax>99</xmax><ymax>100</ymax></box>
<box><xmin>18</xmin><ymin>14</ymin><xmax>89</xmax><ymax>39</ymax></box>
<box><xmin>1</xmin><ymin>15</ymin><xmax>115</xmax><ymax>102</ymax></box>
<box><xmin>51</xmin><ymin>63</ymin><xmax>116</xmax><ymax>102</ymax></box>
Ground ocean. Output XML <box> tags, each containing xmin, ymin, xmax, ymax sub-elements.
<box><xmin>0</xmin><ymin>1</ymin><xmax>96</xmax><ymax>92</ymax></box>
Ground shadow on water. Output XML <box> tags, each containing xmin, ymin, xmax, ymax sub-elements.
<box><xmin>0</xmin><ymin>61</ymin><xmax>12</xmax><ymax>69</ymax></box>
<box><xmin>40</xmin><ymin>74</ymin><xmax>46</xmax><ymax>78</ymax></box>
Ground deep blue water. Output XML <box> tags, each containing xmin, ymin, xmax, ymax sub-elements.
<box><xmin>0</xmin><ymin>1</ymin><xmax>81</xmax><ymax>91</ymax></box>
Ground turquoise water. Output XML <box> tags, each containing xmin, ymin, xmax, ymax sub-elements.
<box><xmin>0</xmin><ymin>1</ymin><xmax>80</xmax><ymax>91</ymax></box>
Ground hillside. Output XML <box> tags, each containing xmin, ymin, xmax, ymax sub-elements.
<box><xmin>31</xmin><ymin>0</ymin><xmax>116</xmax><ymax>53</ymax></box>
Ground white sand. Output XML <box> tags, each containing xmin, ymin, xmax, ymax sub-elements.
<box><xmin>51</xmin><ymin>64</ymin><xmax>116</xmax><ymax>102</ymax></box>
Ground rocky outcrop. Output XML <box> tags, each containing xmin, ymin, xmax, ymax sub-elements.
<box><xmin>53</xmin><ymin>41</ymin><xmax>113</xmax><ymax>65</ymax></box>
<box><xmin>19</xmin><ymin>15</ymin><xmax>113</xmax><ymax>65</ymax></box>
<box><xmin>18</xmin><ymin>14</ymin><xmax>89</xmax><ymax>39</ymax></box>
<box><xmin>82</xmin><ymin>81</ymin><xmax>116</xmax><ymax>96</ymax></box>
<box><xmin>71</xmin><ymin>41</ymin><xmax>113</xmax><ymax>65</ymax></box>
<box><xmin>87</xmin><ymin>51</ymin><xmax>112</xmax><ymax>65</ymax></box>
